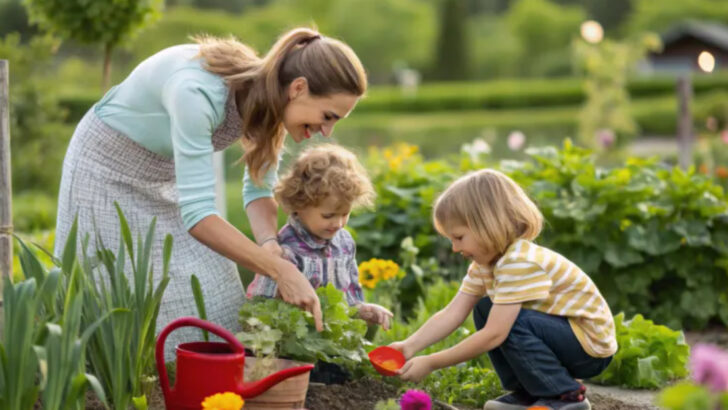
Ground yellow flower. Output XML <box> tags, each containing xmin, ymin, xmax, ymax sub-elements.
<box><xmin>201</xmin><ymin>392</ymin><xmax>244</xmax><ymax>410</ymax></box>
<box><xmin>381</xmin><ymin>260</ymin><xmax>400</xmax><ymax>280</ymax></box>
<box><xmin>358</xmin><ymin>258</ymin><xmax>400</xmax><ymax>287</ymax></box>
<box><xmin>359</xmin><ymin>260</ymin><xmax>380</xmax><ymax>289</ymax></box>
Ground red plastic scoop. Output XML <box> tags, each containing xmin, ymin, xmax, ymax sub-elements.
<box><xmin>368</xmin><ymin>346</ymin><xmax>405</xmax><ymax>376</ymax></box>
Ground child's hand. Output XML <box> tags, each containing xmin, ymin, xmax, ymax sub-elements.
<box><xmin>261</xmin><ymin>240</ymin><xmax>284</xmax><ymax>258</ymax></box>
<box><xmin>397</xmin><ymin>355</ymin><xmax>434</xmax><ymax>383</ymax></box>
<box><xmin>357</xmin><ymin>303</ymin><xmax>393</xmax><ymax>330</ymax></box>
<box><xmin>388</xmin><ymin>341</ymin><xmax>414</xmax><ymax>360</ymax></box>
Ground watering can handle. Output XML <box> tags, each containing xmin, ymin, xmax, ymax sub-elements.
<box><xmin>155</xmin><ymin>317</ymin><xmax>246</xmax><ymax>399</ymax></box>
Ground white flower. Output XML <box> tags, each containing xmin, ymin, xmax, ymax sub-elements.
<box><xmin>462</xmin><ymin>138</ymin><xmax>491</xmax><ymax>161</ymax></box>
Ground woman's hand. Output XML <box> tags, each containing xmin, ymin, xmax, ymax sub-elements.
<box><xmin>388</xmin><ymin>340</ymin><xmax>415</xmax><ymax>360</ymax></box>
<box><xmin>397</xmin><ymin>355</ymin><xmax>435</xmax><ymax>383</ymax></box>
<box><xmin>274</xmin><ymin>258</ymin><xmax>323</xmax><ymax>331</ymax></box>
<box><xmin>357</xmin><ymin>303</ymin><xmax>393</xmax><ymax>330</ymax></box>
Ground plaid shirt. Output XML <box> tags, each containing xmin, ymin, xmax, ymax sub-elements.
<box><xmin>246</xmin><ymin>216</ymin><xmax>365</xmax><ymax>306</ymax></box>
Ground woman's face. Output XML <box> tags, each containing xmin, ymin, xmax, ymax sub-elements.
<box><xmin>283</xmin><ymin>77</ymin><xmax>359</xmax><ymax>143</ymax></box>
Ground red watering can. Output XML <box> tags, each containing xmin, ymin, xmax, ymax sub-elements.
<box><xmin>156</xmin><ymin>317</ymin><xmax>314</xmax><ymax>410</ymax></box>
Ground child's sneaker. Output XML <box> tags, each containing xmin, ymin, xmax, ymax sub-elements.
<box><xmin>529</xmin><ymin>385</ymin><xmax>590</xmax><ymax>410</ymax></box>
<box><xmin>527</xmin><ymin>398</ymin><xmax>591</xmax><ymax>410</ymax></box>
<box><xmin>483</xmin><ymin>390</ymin><xmax>537</xmax><ymax>410</ymax></box>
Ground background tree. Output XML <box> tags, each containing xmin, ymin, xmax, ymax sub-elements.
<box><xmin>22</xmin><ymin>0</ymin><xmax>163</xmax><ymax>89</ymax></box>
<box><xmin>432</xmin><ymin>0</ymin><xmax>470</xmax><ymax>81</ymax></box>
<box><xmin>507</xmin><ymin>0</ymin><xmax>585</xmax><ymax>76</ymax></box>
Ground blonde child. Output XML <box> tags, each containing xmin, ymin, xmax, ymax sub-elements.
<box><xmin>246</xmin><ymin>144</ymin><xmax>393</xmax><ymax>329</ymax></box>
<box><xmin>391</xmin><ymin>169</ymin><xmax>616</xmax><ymax>410</ymax></box>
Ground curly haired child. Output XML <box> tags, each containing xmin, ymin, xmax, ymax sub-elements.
<box><xmin>391</xmin><ymin>169</ymin><xmax>616</xmax><ymax>410</ymax></box>
<box><xmin>246</xmin><ymin>144</ymin><xmax>393</xmax><ymax>329</ymax></box>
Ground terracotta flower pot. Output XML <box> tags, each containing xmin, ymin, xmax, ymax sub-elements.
<box><xmin>243</xmin><ymin>356</ymin><xmax>313</xmax><ymax>409</ymax></box>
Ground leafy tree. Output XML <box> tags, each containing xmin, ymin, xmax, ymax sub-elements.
<box><xmin>507</xmin><ymin>0</ymin><xmax>585</xmax><ymax>76</ymax></box>
<box><xmin>329</xmin><ymin>0</ymin><xmax>436</xmax><ymax>82</ymax></box>
<box><xmin>572</xmin><ymin>33</ymin><xmax>661</xmax><ymax>148</ymax></box>
<box><xmin>0</xmin><ymin>0</ymin><xmax>33</xmax><ymax>38</ymax></box>
<box><xmin>0</xmin><ymin>33</ymin><xmax>67</xmax><ymax>195</ymax></box>
<box><xmin>23</xmin><ymin>0</ymin><xmax>163</xmax><ymax>89</ymax></box>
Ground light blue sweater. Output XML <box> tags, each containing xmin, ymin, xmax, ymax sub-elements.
<box><xmin>94</xmin><ymin>44</ymin><xmax>277</xmax><ymax>229</ymax></box>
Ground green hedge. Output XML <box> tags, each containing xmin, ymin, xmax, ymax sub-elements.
<box><xmin>356</xmin><ymin>73</ymin><xmax>728</xmax><ymax>113</ymax></box>
<box><xmin>58</xmin><ymin>74</ymin><xmax>728</xmax><ymax>125</ymax></box>
<box><xmin>350</xmin><ymin>141</ymin><xmax>728</xmax><ymax>330</ymax></box>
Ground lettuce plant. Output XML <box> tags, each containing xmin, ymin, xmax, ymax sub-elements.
<box><xmin>591</xmin><ymin>313</ymin><xmax>689</xmax><ymax>388</ymax></box>
<box><xmin>237</xmin><ymin>284</ymin><xmax>370</xmax><ymax>371</ymax></box>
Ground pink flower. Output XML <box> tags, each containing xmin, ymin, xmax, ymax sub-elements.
<box><xmin>691</xmin><ymin>343</ymin><xmax>728</xmax><ymax>392</ymax></box>
<box><xmin>721</xmin><ymin>129</ymin><xmax>728</xmax><ymax>144</ymax></box>
<box><xmin>507</xmin><ymin>131</ymin><xmax>526</xmax><ymax>151</ymax></box>
<box><xmin>596</xmin><ymin>129</ymin><xmax>615</xmax><ymax>149</ymax></box>
<box><xmin>400</xmin><ymin>389</ymin><xmax>432</xmax><ymax>410</ymax></box>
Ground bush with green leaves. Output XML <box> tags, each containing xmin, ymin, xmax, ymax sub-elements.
<box><xmin>352</xmin><ymin>139</ymin><xmax>728</xmax><ymax>330</ymax></box>
<box><xmin>237</xmin><ymin>284</ymin><xmax>370</xmax><ymax>372</ymax></box>
<box><xmin>348</xmin><ymin>144</ymin><xmax>475</xmax><ymax>283</ymax></box>
<box><xmin>504</xmin><ymin>140</ymin><xmax>728</xmax><ymax>330</ymax></box>
<box><xmin>591</xmin><ymin>313</ymin><xmax>689</xmax><ymax>388</ymax></box>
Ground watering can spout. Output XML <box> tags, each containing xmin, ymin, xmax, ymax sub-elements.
<box><xmin>239</xmin><ymin>363</ymin><xmax>315</xmax><ymax>398</ymax></box>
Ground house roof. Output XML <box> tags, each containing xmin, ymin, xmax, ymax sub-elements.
<box><xmin>661</xmin><ymin>20</ymin><xmax>728</xmax><ymax>51</ymax></box>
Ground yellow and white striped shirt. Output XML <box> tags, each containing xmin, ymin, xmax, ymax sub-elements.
<box><xmin>460</xmin><ymin>239</ymin><xmax>617</xmax><ymax>358</ymax></box>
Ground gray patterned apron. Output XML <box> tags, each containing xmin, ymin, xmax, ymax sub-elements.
<box><xmin>55</xmin><ymin>91</ymin><xmax>245</xmax><ymax>360</ymax></box>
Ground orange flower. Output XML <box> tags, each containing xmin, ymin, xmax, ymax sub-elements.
<box><xmin>716</xmin><ymin>166</ymin><xmax>728</xmax><ymax>179</ymax></box>
<box><xmin>699</xmin><ymin>164</ymin><xmax>709</xmax><ymax>175</ymax></box>
<box><xmin>201</xmin><ymin>392</ymin><xmax>244</xmax><ymax>410</ymax></box>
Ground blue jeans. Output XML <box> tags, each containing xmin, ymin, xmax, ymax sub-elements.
<box><xmin>473</xmin><ymin>297</ymin><xmax>612</xmax><ymax>397</ymax></box>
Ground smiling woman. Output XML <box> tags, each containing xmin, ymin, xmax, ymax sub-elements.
<box><xmin>53</xmin><ymin>27</ymin><xmax>367</xmax><ymax>359</ymax></box>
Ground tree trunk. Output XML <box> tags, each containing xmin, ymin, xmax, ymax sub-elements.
<box><xmin>102</xmin><ymin>43</ymin><xmax>113</xmax><ymax>91</ymax></box>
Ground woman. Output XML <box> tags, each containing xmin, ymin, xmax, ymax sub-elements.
<box><xmin>54</xmin><ymin>27</ymin><xmax>367</xmax><ymax>355</ymax></box>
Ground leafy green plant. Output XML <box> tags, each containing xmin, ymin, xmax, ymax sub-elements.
<box><xmin>0</xmin><ymin>276</ymin><xmax>43</xmax><ymax>410</ymax></box>
<box><xmin>190</xmin><ymin>274</ymin><xmax>209</xmax><ymax>342</ymax></box>
<box><xmin>77</xmin><ymin>204</ymin><xmax>171</xmax><ymax>410</ymax></box>
<box><xmin>420</xmin><ymin>364</ymin><xmax>503</xmax><ymax>408</ymax></box>
<box><xmin>373</xmin><ymin>398</ymin><xmax>400</xmax><ymax>410</ymax></box>
<box><xmin>2</xmin><ymin>225</ymin><xmax>111</xmax><ymax>410</ymax></box>
<box><xmin>237</xmin><ymin>284</ymin><xmax>370</xmax><ymax>371</ymax></box>
<box><xmin>591</xmin><ymin>313</ymin><xmax>689</xmax><ymax>388</ymax></box>
<box><xmin>658</xmin><ymin>382</ymin><xmax>728</xmax><ymax>410</ymax></box>
<box><xmin>34</xmin><ymin>293</ymin><xmax>113</xmax><ymax>410</ymax></box>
